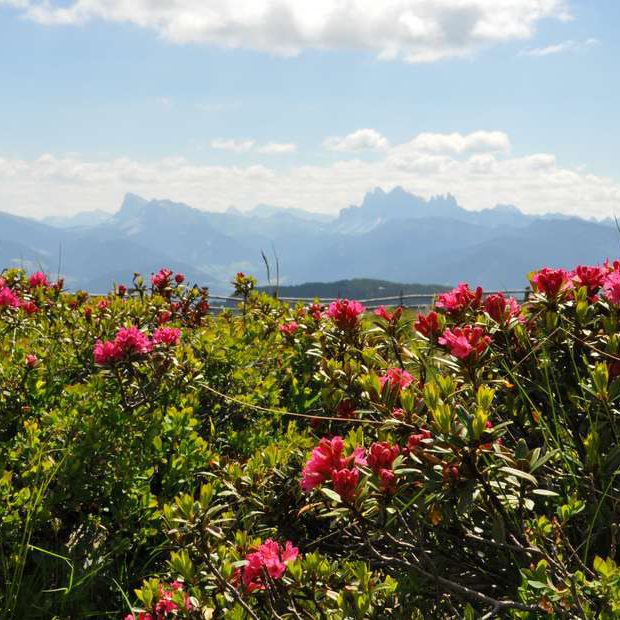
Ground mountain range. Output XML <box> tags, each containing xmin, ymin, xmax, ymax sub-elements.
<box><xmin>2</xmin><ymin>187</ymin><xmax>618</xmax><ymax>293</ymax></box>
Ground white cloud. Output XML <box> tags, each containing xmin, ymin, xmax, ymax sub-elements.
<box><xmin>2</xmin><ymin>130</ymin><xmax>620</xmax><ymax>221</ymax></box>
<box><xmin>11</xmin><ymin>0</ymin><xmax>570</xmax><ymax>63</ymax></box>
<box><xmin>521</xmin><ymin>37</ymin><xmax>599</xmax><ymax>56</ymax></box>
<box><xmin>258</xmin><ymin>142</ymin><xmax>297</xmax><ymax>154</ymax></box>
<box><xmin>392</xmin><ymin>131</ymin><xmax>511</xmax><ymax>156</ymax></box>
<box><xmin>324</xmin><ymin>129</ymin><xmax>389</xmax><ymax>152</ymax></box>
<box><xmin>210</xmin><ymin>138</ymin><xmax>255</xmax><ymax>153</ymax></box>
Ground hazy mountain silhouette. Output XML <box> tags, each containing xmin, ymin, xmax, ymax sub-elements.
<box><xmin>1</xmin><ymin>187</ymin><xmax>617</xmax><ymax>292</ymax></box>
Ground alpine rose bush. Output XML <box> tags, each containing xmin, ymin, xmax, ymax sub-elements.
<box><xmin>2</xmin><ymin>264</ymin><xmax>620</xmax><ymax>619</ymax></box>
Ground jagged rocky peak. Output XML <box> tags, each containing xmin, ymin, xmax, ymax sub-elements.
<box><xmin>116</xmin><ymin>193</ymin><xmax>149</xmax><ymax>219</ymax></box>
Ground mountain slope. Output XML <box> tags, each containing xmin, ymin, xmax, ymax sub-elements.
<box><xmin>1</xmin><ymin>188</ymin><xmax>616</xmax><ymax>293</ymax></box>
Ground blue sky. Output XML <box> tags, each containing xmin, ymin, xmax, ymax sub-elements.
<box><xmin>0</xmin><ymin>0</ymin><xmax>618</xmax><ymax>219</ymax></box>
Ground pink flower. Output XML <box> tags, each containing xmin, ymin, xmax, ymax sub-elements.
<box><xmin>25</xmin><ymin>354</ymin><xmax>38</xmax><ymax>368</ymax></box>
<box><xmin>571</xmin><ymin>265</ymin><xmax>605</xmax><ymax>299</ymax></box>
<box><xmin>308</xmin><ymin>303</ymin><xmax>324</xmax><ymax>321</ymax></box>
<box><xmin>94</xmin><ymin>326</ymin><xmax>152</xmax><ymax>365</ymax></box>
<box><xmin>117</xmin><ymin>284</ymin><xmax>127</xmax><ymax>297</ymax></box>
<box><xmin>414</xmin><ymin>311</ymin><xmax>441</xmax><ymax>337</ymax></box>
<box><xmin>279</xmin><ymin>321</ymin><xmax>299</xmax><ymax>337</ymax></box>
<box><xmin>151</xmin><ymin>268</ymin><xmax>173</xmax><ymax>290</ymax></box>
<box><xmin>237</xmin><ymin>539</ymin><xmax>299</xmax><ymax>592</ymax></box>
<box><xmin>439</xmin><ymin>326</ymin><xmax>491</xmax><ymax>360</ymax></box>
<box><xmin>378</xmin><ymin>468</ymin><xmax>397</xmax><ymax>494</ymax></box>
<box><xmin>158</xmin><ymin>310</ymin><xmax>172</xmax><ymax>324</ymax></box>
<box><xmin>152</xmin><ymin>327</ymin><xmax>181</xmax><ymax>346</ymax></box>
<box><xmin>374</xmin><ymin>306</ymin><xmax>403</xmax><ymax>322</ymax></box>
<box><xmin>331</xmin><ymin>467</ymin><xmax>359</xmax><ymax>502</ymax></box>
<box><xmin>436</xmin><ymin>283</ymin><xmax>483</xmax><ymax>314</ymax></box>
<box><xmin>367</xmin><ymin>442</ymin><xmax>400</xmax><ymax>475</ymax></box>
<box><xmin>97</xmin><ymin>299</ymin><xmax>109</xmax><ymax>311</ymax></box>
<box><xmin>115</xmin><ymin>326</ymin><xmax>152</xmax><ymax>356</ymax></box>
<box><xmin>0</xmin><ymin>286</ymin><xmax>20</xmax><ymax>308</ymax></box>
<box><xmin>531</xmin><ymin>267</ymin><xmax>570</xmax><ymax>298</ymax></box>
<box><xmin>380</xmin><ymin>368</ymin><xmax>414</xmax><ymax>391</ymax></box>
<box><xmin>301</xmin><ymin>436</ymin><xmax>366</xmax><ymax>492</ymax></box>
<box><xmin>93</xmin><ymin>340</ymin><xmax>122</xmax><ymax>365</ymax></box>
<box><xmin>301</xmin><ymin>436</ymin><xmax>346</xmax><ymax>492</ymax></box>
<box><xmin>603</xmin><ymin>270</ymin><xmax>620</xmax><ymax>305</ymax></box>
<box><xmin>484</xmin><ymin>293</ymin><xmax>520</xmax><ymax>323</ymax></box>
<box><xmin>21</xmin><ymin>301</ymin><xmax>39</xmax><ymax>315</ymax></box>
<box><xmin>174</xmin><ymin>273</ymin><xmax>185</xmax><ymax>284</ymax></box>
<box><xmin>154</xmin><ymin>598</ymin><xmax>178</xmax><ymax>614</ymax></box>
<box><xmin>326</xmin><ymin>299</ymin><xmax>365</xmax><ymax>330</ymax></box>
<box><xmin>407</xmin><ymin>429</ymin><xmax>432</xmax><ymax>451</ymax></box>
<box><xmin>28</xmin><ymin>271</ymin><xmax>49</xmax><ymax>288</ymax></box>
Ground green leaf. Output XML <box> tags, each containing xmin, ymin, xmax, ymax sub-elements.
<box><xmin>499</xmin><ymin>466</ymin><xmax>537</xmax><ymax>485</ymax></box>
<box><xmin>320</xmin><ymin>487</ymin><xmax>343</xmax><ymax>503</ymax></box>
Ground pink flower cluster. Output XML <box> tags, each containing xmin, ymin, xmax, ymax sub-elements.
<box><xmin>94</xmin><ymin>326</ymin><xmax>181</xmax><ymax>365</ymax></box>
<box><xmin>236</xmin><ymin>539</ymin><xmax>299</xmax><ymax>593</ymax></box>
<box><xmin>326</xmin><ymin>299</ymin><xmax>365</xmax><ymax>330</ymax></box>
<box><xmin>374</xmin><ymin>306</ymin><xmax>403</xmax><ymax>322</ymax></box>
<box><xmin>367</xmin><ymin>441</ymin><xmax>400</xmax><ymax>493</ymax></box>
<box><xmin>531</xmin><ymin>267</ymin><xmax>570</xmax><ymax>298</ymax></box>
<box><xmin>28</xmin><ymin>271</ymin><xmax>49</xmax><ymax>288</ymax></box>
<box><xmin>302</xmin><ymin>436</ymin><xmax>403</xmax><ymax>499</ymax></box>
<box><xmin>152</xmin><ymin>327</ymin><xmax>182</xmax><ymax>346</ymax></box>
<box><xmin>307</xmin><ymin>302</ymin><xmax>324</xmax><ymax>321</ymax></box>
<box><xmin>407</xmin><ymin>428</ymin><xmax>432</xmax><ymax>450</ymax></box>
<box><xmin>414</xmin><ymin>311</ymin><xmax>441</xmax><ymax>338</ymax></box>
<box><xmin>571</xmin><ymin>265</ymin><xmax>605</xmax><ymax>299</ymax></box>
<box><xmin>603</xmin><ymin>270</ymin><xmax>620</xmax><ymax>305</ymax></box>
<box><xmin>380</xmin><ymin>367</ymin><xmax>414</xmax><ymax>391</ymax></box>
<box><xmin>436</xmin><ymin>283</ymin><xmax>483</xmax><ymax>314</ymax></box>
<box><xmin>125</xmin><ymin>581</ymin><xmax>192</xmax><ymax>620</ymax></box>
<box><xmin>0</xmin><ymin>285</ymin><xmax>20</xmax><ymax>308</ymax></box>
<box><xmin>301</xmin><ymin>436</ymin><xmax>366</xmax><ymax>501</ymax></box>
<box><xmin>151</xmin><ymin>268</ymin><xmax>173</xmax><ymax>290</ymax></box>
<box><xmin>279</xmin><ymin>321</ymin><xmax>299</xmax><ymax>337</ymax></box>
<box><xmin>439</xmin><ymin>326</ymin><xmax>491</xmax><ymax>360</ymax></box>
<box><xmin>484</xmin><ymin>293</ymin><xmax>520</xmax><ymax>323</ymax></box>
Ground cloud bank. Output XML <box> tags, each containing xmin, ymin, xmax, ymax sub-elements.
<box><xmin>7</xmin><ymin>0</ymin><xmax>571</xmax><ymax>63</ymax></box>
<box><xmin>1</xmin><ymin>130</ymin><xmax>619</xmax><ymax>220</ymax></box>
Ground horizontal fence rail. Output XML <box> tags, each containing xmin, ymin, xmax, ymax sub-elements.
<box><xmin>207</xmin><ymin>288</ymin><xmax>531</xmax><ymax>313</ymax></box>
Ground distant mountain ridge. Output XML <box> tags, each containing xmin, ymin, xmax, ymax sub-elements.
<box><xmin>1</xmin><ymin>186</ymin><xmax>617</xmax><ymax>292</ymax></box>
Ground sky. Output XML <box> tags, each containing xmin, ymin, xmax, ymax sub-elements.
<box><xmin>0</xmin><ymin>0</ymin><xmax>619</xmax><ymax>219</ymax></box>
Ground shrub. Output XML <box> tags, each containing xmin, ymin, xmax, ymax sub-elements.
<box><xmin>0</xmin><ymin>263</ymin><xmax>619</xmax><ymax>618</ymax></box>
